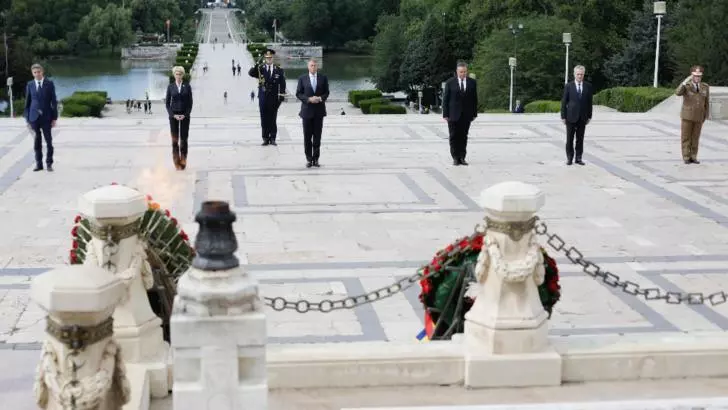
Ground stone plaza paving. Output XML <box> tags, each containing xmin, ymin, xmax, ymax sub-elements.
<box><xmin>5</xmin><ymin>16</ymin><xmax>728</xmax><ymax>409</ymax></box>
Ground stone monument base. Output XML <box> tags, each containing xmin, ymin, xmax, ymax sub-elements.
<box><xmin>464</xmin><ymin>347</ymin><xmax>562</xmax><ymax>388</ymax></box>
<box><xmin>463</xmin><ymin>318</ymin><xmax>550</xmax><ymax>355</ymax></box>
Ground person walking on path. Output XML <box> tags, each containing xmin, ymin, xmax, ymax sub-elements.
<box><xmin>24</xmin><ymin>63</ymin><xmax>58</xmax><ymax>172</ymax></box>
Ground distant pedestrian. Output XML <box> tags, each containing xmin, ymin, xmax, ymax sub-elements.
<box><xmin>224</xmin><ymin>91</ymin><xmax>228</xmax><ymax>104</ymax></box>
<box><xmin>144</xmin><ymin>100</ymin><xmax>149</xmax><ymax>114</ymax></box>
<box><xmin>340</xmin><ymin>108</ymin><xmax>346</xmax><ymax>115</ymax></box>
<box><xmin>250</xmin><ymin>90</ymin><xmax>255</xmax><ymax>102</ymax></box>
<box><xmin>232</xmin><ymin>65</ymin><xmax>236</xmax><ymax>77</ymax></box>
<box><xmin>147</xmin><ymin>100</ymin><xmax>153</xmax><ymax>114</ymax></box>
<box><xmin>237</xmin><ymin>64</ymin><xmax>241</xmax><ymax>76</ymax></box>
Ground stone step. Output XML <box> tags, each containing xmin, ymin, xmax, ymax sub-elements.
<box><xmin>343</xmin><ymin>397</ymin><xmax>728</xmax><ymax>410</ymax></box>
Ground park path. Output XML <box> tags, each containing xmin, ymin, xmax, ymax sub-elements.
<box><xmin>190</xmin><ymin>9</ymin><xmax>260</xmax><ymax>118</ymax></box>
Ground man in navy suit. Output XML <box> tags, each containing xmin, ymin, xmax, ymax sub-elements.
<box><xmin>560</xmin><ymin>65</ymin><xmax>593</xmax><ymax>166</ymax></box>
<box><xmin>295</xmin><ymin>58</ymin><xmax>329</xmax><ymax>168</ymax></box>
<box><xmin>24</xmin><ymin>63</ymin><xmax>58</xmax><ymax>172</ymax></box>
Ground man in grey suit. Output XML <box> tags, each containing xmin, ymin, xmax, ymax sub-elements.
<box><xmin>295</xmin><ymin>58</ymin><xmax>330</xmax><ymax>168</ymax></box>
<box><xmin>24</xmin><ymin>63</ymin><xmax>58</xmax><ymax>172</ymax></box>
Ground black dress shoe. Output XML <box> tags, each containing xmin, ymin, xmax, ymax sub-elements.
<box><xmin>313</xmin><ymin>160</ymin><xmax>320</xmax><ymax>167</ymax></box>
<box><xmin>684</xmin><ymin>160</ymin><xmax>691</xmax><ymax>164</ymax></box>
<box><xmin>566</xmin><ymin>160</ymin><xmax>573</xmax><ymax>166</ymax></box>
<box><xmin>261</xmin><ymin>140</ymin><xmax>270</xmax><ymax>146</ymax></box>
<box><xmin>306</xmin><ymin>162</ymin><xmax>313</xmax><ymax>168</ymax></box>
<box><xmin>33</xmin><ymin>166</ymin><xmax>43</xmax><ymax>172</ymax></box>
<box><xmin>453</xmin><ymin>159</ymin><xmax>460</xmax><ymax>166</ymax></box>
<box><xmin>459</xmin><ymin>159</ymin><xmax>469</xmax><ymax>166</ymax></box>
<box><xmin>575</xmin><ymin>160</ymin><xmax>585</xmax><ymax>166</ymax></box>
<box><xmin>691</xmin><ymin>159</ymin><xmax>701</xmax><ymax>164</ymax></box>
<box><xmin>270</xmin><ymin>140</ymin><xmax>277</xmax><ymax>146</ymax></box>
<box><xmin>46</xmin><ymin>165</ymin><xmax>54</xmax><ymax>172</ymax></box>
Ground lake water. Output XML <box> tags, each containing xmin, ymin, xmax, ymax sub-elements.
<box><xmin>45</xmin><ymin>53</ymin><xmax>375</xmax><ymax>101</ymax></box>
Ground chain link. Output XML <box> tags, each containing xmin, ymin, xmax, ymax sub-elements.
<box><xmin>263</xmin><ymin>256</ymin><xmax>465</xmax><ymax>313</ymax></box>
<box><xmin>534</xmin><ymin>218</ymin><xmax>728</xmax><ymax>306</ymax></box>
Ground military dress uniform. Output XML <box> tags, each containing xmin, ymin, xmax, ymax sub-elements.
<box><xmin>248</xmin><ymin>49</ymin><xmax>286</xmax><ymax>146</ymax></box>
<box><xmin>676</xmin><ymin>67</ymin><xmax>710</xmax><ymax>164</ymax></box>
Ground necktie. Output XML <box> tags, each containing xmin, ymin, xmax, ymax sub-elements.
<box><xmin>37</xmin><ymin>81</ymin><xmax>41</xmax><ymax>91</ymax></box>
<box><xmin>695</xmin><ymin>83</ymin><xmax>699</xmax><ymax>92</ymax></box>
<box><xmin>460</xmin><ymin>79</ymin><xmax>464</xmax><ymax>92</ymax></box>
<box><xmin>577</xmin><ymin>84</ymin><xmax>582</xmax><ymax>96</ymax></box>
<box><xmin>311</xmin><ymin>75</ymin><xmax>316</xmax><ymax>90</ymax></box>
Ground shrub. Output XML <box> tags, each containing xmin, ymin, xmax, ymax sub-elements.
<box><xmin>525</xmin><ymin>100</ymin><xmax>561</xmax><ymax>113</ymax></box>
<box><xmin>370</xmin><ymin>104</ymin><xmax>406</xmax><ymax>114</ymax></box>
<box><xmin>594</xmin><ymin>87</ymin><xmax>673</xmax><ymax>112</ymax></box>
<box><xmin>61</xmin><ymin>102</ymin><xmax>92</xmax><ymax>117</ymax></box>
<box><xmin>61</xmin><ymin>92</ymin><xmax>106</xmax><ymax>117</ymax></box>
<box><xmin>348</xmin><ymin>89</ymin><xmax>382</xmax><ymax>107</ymax></box>
<box><xmin>72</xmin><ymin>91</ymin><xmax>107</xmax><ymax>100</ymax></box>
<box><xmin>359</xmin><ymin>98</ymin><xmax>388</xmax><ymax>114</ymax></box>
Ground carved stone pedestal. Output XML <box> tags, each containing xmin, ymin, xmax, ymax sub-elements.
<box><xmin>31</xmin><ymin>265</ymin><xmax>131</xmax><ymax>410</ymax></box>
<box><xmin>463</xmin><ymin>181</ymin><xmax>562</xmax><ymax>388</ymax></box>
<box><xmin>171</xmin><ymin>201</ymin><xmax>267</xmax><ymax>410</ymax></box>
<box><xmin>78</xmin><ymin>185</ymin><xmax>170</xmax><ymax>400</ymax></box>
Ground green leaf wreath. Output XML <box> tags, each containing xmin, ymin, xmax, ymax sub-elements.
<box><xmin>417</xmin><ymin>231</ymin><xmax>561</xmax><ymax>340</ymax></box>
<box><xmin>69</xmin><ymin>185</ymin><xmax>194</xmax><ymax>341</ymax></box>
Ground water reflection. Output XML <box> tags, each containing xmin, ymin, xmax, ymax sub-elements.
<box><xmin>45</xmin><ymin>53</ymin><xmax>375</xmax><ymax>101</ymax></box>
<box><xmin>45</xmin><ymin>57</ymin><xmax>173</xmax><ymax>100</ymax></box>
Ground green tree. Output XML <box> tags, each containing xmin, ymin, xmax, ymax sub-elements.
<box><xmin>603</xmin><ymin>0</ymin><xmax>676</xmax><ymax>87</ymax></box>
<box><xmin>371</xmin><ymin>14</ymin><xmax>406</xmax><ymax>92</ymax></box>
<box><xmin>668</xmin><ymin>0</ymin><xmax>728</xmax><ymax>85</ymax></box>
<box><xmin>78</xmin><ymin>4</ymin><xmax>135</xmax><ymax>53</ymax></box>
<box><xmin>471</xmin><ymin>16</ymin><xmax>585</xmax><ymax>110</ymax></box>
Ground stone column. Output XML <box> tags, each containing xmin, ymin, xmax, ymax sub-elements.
<box><xmin>171</xmin><ymin>201</ymin><xmax>267</xmax><ymax>410</ymax></box>
<box><xmin>32</xmin><ymin>265</ymin><xmax>131</xmax><ymax>410</ymax></box>
<box><xmin>463</xmin><ymin>181</ymin><xmax>562</xmax><ymax>388</ymax></box>
<box><xmin>78</xmin><ymin>185</ymin><xmax>170</xmax><ymax>398</ymax></box>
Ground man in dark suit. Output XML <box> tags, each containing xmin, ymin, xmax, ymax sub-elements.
<box><xmin>560</xmin><ymin>65</ymin><xmax>593</xmax><ymax>166</ymax></box>
<box><xmin>295</xmin><ymin>58</ymin><xmax>329</xmax><ymax>168</ymax></box>
<box><xmin>24</xmin><ymin>63</ymin><xmax>58</xmax><ymax>172</ymax></box>
<box><xmin>248</xmin><ymin>49</ymin><xmax>286</xmax><ymax>146</ymax></box>
<box><xmin>442</xmin><ymin>62</ymin><xmax>478</xmax><ymax>166</ymax></box>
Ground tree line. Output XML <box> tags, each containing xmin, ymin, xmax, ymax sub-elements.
<box><xmin>0</xmin><ymin>0</ymin><xmax>198</xmax><ymax>100</ymax></box>
<box><xmin>373</xmin><ymin>0</ymin><xmax>727</xmax><ymax>110</ymax></box>
<box><xmin>243</xmin><ymin>0</ymin><xmax>727</xmax><ymax>111</ymax></box>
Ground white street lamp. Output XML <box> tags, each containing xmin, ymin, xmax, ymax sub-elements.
<box><xmin>653</xmin><ymin>1</ymin><xmax>666</xmax><ymax>88</ymax></box>
<box><xmin>509</xmin><ymin>57</ymin><xmax>517</xmax><ymax>112</ymax></box>
<box><xmin>417</xmin><ymin>90</ymin><xmax>423</xmax><ymax>114</ymax></box>
<box><xmin>563</xmin><ymin>32</ymin><xmax>572</xmax><ymax>84</ymax></box>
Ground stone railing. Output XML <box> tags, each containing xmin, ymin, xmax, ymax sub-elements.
<box><xmin>31</xmin><ymin>264</ymin><xmax>131</xmax><ymax>410</ymax></box>
<box><xmin>171</xmin><ymin>201</ymin><xmax>266</xmax><ymax>410</ymax></box>
<box><xmin>121</xmin><ymin>45</ymin><xmax>180</xmax><ymax>60</ymax></box>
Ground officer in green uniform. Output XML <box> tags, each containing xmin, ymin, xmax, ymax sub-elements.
<box><xmin>248</xmin><ymin>49</ymin><xmax>286</xmax><ymax>146</ymax></box>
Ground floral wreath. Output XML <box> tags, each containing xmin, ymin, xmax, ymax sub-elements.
<box><xmin>69</xmin><ymin>185</ymin><xmax>194</xmax><ymax>281</ymax></box>
<box><xmin>417</xmin><ymin>231</ymin><xmax>560</xmax><ymax>340</ymax></box>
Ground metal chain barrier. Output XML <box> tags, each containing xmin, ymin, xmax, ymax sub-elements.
<box><xmin>262</xmin><ymin>257</ymin><xmax>464</xmax><ymax>313</ymax></box>
<box><xmin>534</xmin><ymin>218</ymin><xmax>728</xmax><ymax>306</ymax></box>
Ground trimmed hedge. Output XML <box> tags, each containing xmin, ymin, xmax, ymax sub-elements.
<box><xmin>61</xmin><ymin>91</ymin><xmax>107</xmax><ymax>117</ymax></box>
<box><xmin>525</xmin><ymin>100</ymin><xmax>561</xmax><ymax>113</ymax></box>
<box><xmin>594</xmin><ymin>87</ymin><xmax>673</xmax><ymax>112</ymax></box>
<box><xmin>370</xmin><ymin>104</ymin><xmax>406</xmax><ymax>114</ymax></box>
<box><xmin>359</xmin><ymin>98</ymin><xmax>388</xmax><ymax>114</ymax></box>
<box><xmin>348</xmin><ymin>89</ymin><xmax>382</xmax><ymax>107</ymax></box>
<box><xmin>170</xmin><ymin>43</ymin><xmax>197</xmax><ymax>83</ymax></box>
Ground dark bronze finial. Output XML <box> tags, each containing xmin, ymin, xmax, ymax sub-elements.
<box><xmin>192</xmin><ymin>201</ymin><xmax>239</xmax><ymax>271</ymax></box>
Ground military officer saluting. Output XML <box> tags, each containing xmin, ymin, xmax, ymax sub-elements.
<box><xmin>248</xmin><ymin>48</ymin><xmax>286</xmax><ymax>146</ymax></box>
<box><xmin>676</xmin><ymin>65</ymin><xmax>710</xmax><ymax>164</ymax></box>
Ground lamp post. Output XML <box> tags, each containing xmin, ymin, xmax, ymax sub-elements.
<box><xmin>418</xmin><ymin>90</ymin><xmax>423</xmax><ymax>114</ymax></box>
<box><xmin>653</xmin><ymin>1</ymin><xmax>666</xmax><ymax>88</ymax></box>
<box><xmin>508</xmin><ymin>23</ymin><xmax>524</xmax><ymax>108</ymax></box>
<box><xmin>6</xmin><ymin>76</ymin><xmax>12</xmax><ymax>118</ymax></box>
<box><xmin>509</xmin><ymin>57</ymin><xmax>517</xmax><ymax>112</ymax></box>
<box><xmin>562</xmin><ymin>32</ymin><xmax>571</xmax><ymax>84</ymax></box>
